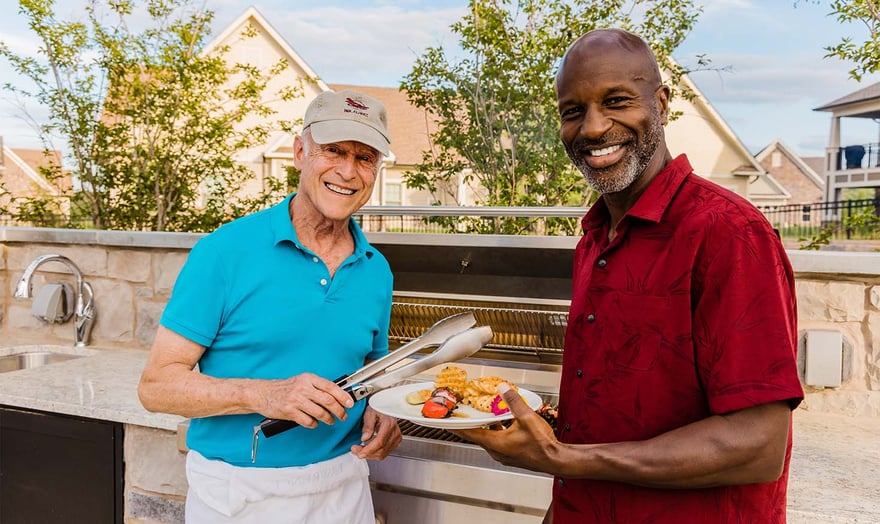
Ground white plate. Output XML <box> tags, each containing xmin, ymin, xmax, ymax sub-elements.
<box><xmin>368</xmin><ymin>381</ymin><xmax>543</xmax><ymax>430</ymax></box>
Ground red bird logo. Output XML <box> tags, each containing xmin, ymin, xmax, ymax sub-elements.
<box><xmin>345</xmin><ymin>97</ymin><xmax>369</xmax><ymax>110</ymax></box>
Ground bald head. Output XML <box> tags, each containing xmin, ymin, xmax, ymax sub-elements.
<box><xmin>554</xmin><ymin>28</ymin><xmax>672</xmax><ymax>196</ymax></box>
<box><xmin>556</xmin><ymin>28</ymin><xmax>662</xmax><ymax>90</ymax></box>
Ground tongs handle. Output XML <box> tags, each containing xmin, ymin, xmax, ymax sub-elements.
<box><xmin>258</xmin><ymin>375</ymin><xmax>355</xmax><ymax>438</ymax></box>
<box><xmin>258</xmin><ymin>418</ymin><xmax>297</xmax><ymax>439</ymax></box>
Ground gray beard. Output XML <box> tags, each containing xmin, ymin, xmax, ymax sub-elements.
<box><xmin>572</xmin><ymin>115</ymin><xmax>663</xmax><ymax>195</ymax></box>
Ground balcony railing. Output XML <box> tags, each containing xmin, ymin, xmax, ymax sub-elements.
<box><xmin>831</xmin><ymin>143</ymin><xmax>880</xmax><ymax>170</ymax></box>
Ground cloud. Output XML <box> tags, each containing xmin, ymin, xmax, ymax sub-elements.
<box><xmin>259</xmin><ymin>5</ymin><xmax>466</xmax><ymax>86</ymax></box>
<box><xmin>1</xmin><ymin>33</ymin><xmax>41</xmax><ymax>56</ymax></box>
<box><xmin>684</xmin><ymin>52</ymin><xmax>867</xmax><ymax>107</ymax></box>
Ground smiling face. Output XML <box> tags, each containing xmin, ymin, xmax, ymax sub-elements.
<box><xmin>292</xmin><ymin>128</ymin><xmax>381</xmax><ymax>224</ymax></box>
<box><xmin>556</xmin><ymin>29</ymin><xmax>670</xmax><ymax>196</ymax></box>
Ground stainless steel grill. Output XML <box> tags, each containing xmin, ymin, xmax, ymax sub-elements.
<box><xmin>367</xmin><ymin>233</ymin><xmax>575</xmax><ymax>524</ymax></box>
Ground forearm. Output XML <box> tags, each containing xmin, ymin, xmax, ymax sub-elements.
<box><xmin>554</xmin><ymin>402</ymin><xmax>791</xmax><ymax>488</ymax></box>
<box><xmin>138</xmin><ymin>365</ymin><xmax>266</xmax><ymax>419</ymax></box>
<box><xmin>138</xmin><ymin>326</ymin><xmax>267</xmax><ymax>418</ymax></box>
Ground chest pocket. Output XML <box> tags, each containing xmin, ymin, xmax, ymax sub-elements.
<box><xmin>602</xmin><ymin>294</ymin><xmax>669</xmax><ymax>371</ymax></box>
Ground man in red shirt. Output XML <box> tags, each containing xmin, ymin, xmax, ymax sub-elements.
<box><xmin>455</xmin><ymin>28</ymin><xmax>804</xmax><ymax>523</ymax></box>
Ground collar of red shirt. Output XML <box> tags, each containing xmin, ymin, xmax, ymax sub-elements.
<box><xmin>581</xmin><ymin>154</ymin><xmax>694</xmax><ymax>232</ymax></box>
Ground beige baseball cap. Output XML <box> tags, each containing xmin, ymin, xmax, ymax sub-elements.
<box><xmin>303</xmin><ymin>89</ymin><xmax>391</xmax><ymax>156</ymax></box>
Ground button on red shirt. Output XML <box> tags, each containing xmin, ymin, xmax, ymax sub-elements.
<box><xmin>554</xmin><ymin>155</ymin><xmax>803</xmax><ymax>523</ymax></box>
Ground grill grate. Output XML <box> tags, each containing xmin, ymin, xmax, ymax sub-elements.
<box><xmin>389</xmin><ymin>300</ymin><xmax>567</xmax><ymax>360</ymax></box>
<box><xmin>397</xmin><ymin>419</ymin><xmax>470</xmax><ymax>443</ymax></box>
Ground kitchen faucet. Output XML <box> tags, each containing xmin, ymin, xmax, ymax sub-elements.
<box><xmin>13</xmin><ymin>254</ymin><xmax>96</xmax><ymax>347</ymax></box>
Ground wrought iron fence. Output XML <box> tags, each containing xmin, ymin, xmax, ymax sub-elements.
<box><xmin>0</xmin><ymin>214</ymin><xmax>93</xmax><ymax>229</ymax></box>
<box><xmin>757</xmin><ymin>198</ymin><xmax>880</xmax><ymax>240</ymax></box>
<box><xmin>5</xmin><ymin>201</ymin><xmax>878</xmax><ymax>241</ymax></box>
<box><xmin>353</xmin><ymin>206</ymin><xmax>587</xmax><ymax>235</ymax></box>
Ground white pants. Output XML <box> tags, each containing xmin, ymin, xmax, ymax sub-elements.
<box><xmin>185</xmin><ymin>450</ymin><xmax>375</xmax><ymax>524</ymax></box>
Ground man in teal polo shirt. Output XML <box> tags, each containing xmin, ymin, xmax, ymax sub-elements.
<box><xmin>138</xmin><ymin>89</ymin><xmax>402</xmax><ymax>523</ymax></box>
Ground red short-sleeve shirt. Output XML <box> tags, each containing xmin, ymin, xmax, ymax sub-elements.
<box><xmin>554</xmin><ymin>155</ymin><xmax>804</xmax><ymax>523</ymax></box>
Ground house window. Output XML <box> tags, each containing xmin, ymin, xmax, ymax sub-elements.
<box><xmin>385</xmin><ymin>183</ymin><xmax>401</xmax><ymax>205</ymax></box>
<box><xmin>771</xmin><ymin>152</ymin><xmax>782</xmax><ymax>168</ymax></box>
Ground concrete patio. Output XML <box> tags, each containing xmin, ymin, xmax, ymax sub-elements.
<box><xmin>789</xmin><ymin>409</ymin><xmax>880</xmax><ymax>523</ymax></box>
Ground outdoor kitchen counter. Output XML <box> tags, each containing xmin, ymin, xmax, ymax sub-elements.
<box><xmin>0</xmin><ymin>343</ymin><xmax>183</xmax><ymax>431</ymax></box>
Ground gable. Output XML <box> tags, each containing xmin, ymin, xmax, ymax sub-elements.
<box><xmin>663</xmin><ymin>68</ymin><xmax>765</xmax><ymax>181</ymax></box>
<box><xmin>755</xmin><ymin>140</ymin><xmax>824</xmax><ymax>204</ymax></box>
<box><xmin>1</xmin><ymin>145</ymin><xmax>68</xmax><ymax>196</ymax></box>
<box><xmin>203</xmin><ymin>7</ymin><xmax>327</xmax><ymax>163</ymax></box>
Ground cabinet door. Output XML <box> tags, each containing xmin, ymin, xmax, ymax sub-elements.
<box><xmin>0</xmin><ymin>407</ymin><xmax>123</xmax><ymax>524</ymax></box>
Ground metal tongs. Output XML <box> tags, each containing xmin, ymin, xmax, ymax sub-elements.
<box><xmin>251</xmin><ymin>312</ymin><xmax>492</xmax><ymax>461</ymax></box>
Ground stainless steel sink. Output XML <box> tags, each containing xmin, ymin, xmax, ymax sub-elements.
<box><xmin>0</xmin><ymin>351</ymin><xmax>87</xmax><ymax>373</ymax></box>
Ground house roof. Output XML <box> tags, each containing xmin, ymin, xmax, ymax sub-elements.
<box><xmin>755</xmin><ymin>139</ymin><xmax>825</xmax><ymax>189</ymax></box>
<box><xmin>1</xmin><ymin>145</ymin><xmax>67</xmax><ymax>194</ymax></box>
<box><xmin>222</xmin><ymin>7</ymin><xmax>770</xmax><ymax>196</ymax></box>
<box><xmin>814</xmin><ymin>81</ymin><xmax>880</xmax><ymax>111</ymax></box>
<box><xmin>204</xmin><ymin>6</ymin><xmax>329</xmax><ymax>92</ymax></box>
<box><xmin>668</xmin><ymin>57</ymin><xmax>768</xmax><ymax>179</ymax></box>
<box><xmin>802</xmin><ymin>156</ymin><xmax>824</xmax><ymax>175</ymax></box>
<box><xmin>748</xmin><ymin>172</ymin><xmax>791</xmax><ymax>202</ymax></box>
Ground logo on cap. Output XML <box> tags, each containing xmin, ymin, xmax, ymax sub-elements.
<box><xmin>345</xmin><ymin>98</ymin><xmax>370</xmax><ymax>111</ymax></box>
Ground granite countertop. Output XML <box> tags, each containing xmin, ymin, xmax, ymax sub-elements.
<box><xmin>0</xmin><ymin>343</ymin><xmax>184</xmax><ymax>431</ymax></box>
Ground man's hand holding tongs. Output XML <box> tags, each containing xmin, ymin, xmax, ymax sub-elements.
<box><xmin>258</xmin><ymin>372</ymin><xmax>356</xmax><ymax>428</ymax></box>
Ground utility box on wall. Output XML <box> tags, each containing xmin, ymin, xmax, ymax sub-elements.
<box><xmin>804</xmin><ymin>330</ymin><xmax>844</xmax><ymax>388</ymax></box>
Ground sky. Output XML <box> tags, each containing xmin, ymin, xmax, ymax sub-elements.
<box><xmin>0</xmin><ymin>0</ymin><xmax>876</xmax><ymax>161</ymax></box>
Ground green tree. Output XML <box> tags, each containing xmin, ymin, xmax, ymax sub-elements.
<box><xmin>401</xmin><ymin>0</ymin><xmax>702</xmax><ymax>234</ymax></box>
<box><xmin>0</xmin><ymin>0</ymin><xmax>303</xmax><ymax>232</ymax></box>
<box><xmin>798</xmin><ymin>0</ymin><xmax>880</xmax><ymax>249</ymax></box>
<box><xmin>824</xmin><ymin>0</ymin><xmax>880</xmax><ymax>81</ymax></box>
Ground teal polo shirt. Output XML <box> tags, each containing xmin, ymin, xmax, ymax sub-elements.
<box><xmin>160</xmin><ymin>194</ymin><xmax>393</xmax><ymax>467</ymax></box>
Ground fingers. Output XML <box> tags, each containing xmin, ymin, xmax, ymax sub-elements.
<box><xmin>360</xmin><ymin>405</ymin><xmax>379</xmax><ymax>442</ymax></box>
<box><xmin>294</xmin><ymin>381</ymin><xmax>349</xmax><ymax>427</ymax></box>
<box><xmin>264</xmin><ymin>373</ymin><xmax>355</xmax><ymax>427</ymax></box>
<box><xmin>498</xmin><ymin>382</ymin><xmax>531</xmax><ymax>418</ymax></box>
<box><xmin>351</xmin><ymin>410</ymin><xmax>402</xmax><ymax>459</ymax></box>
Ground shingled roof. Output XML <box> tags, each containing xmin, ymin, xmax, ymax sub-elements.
<box><xmin>814</xmin><ymin>81</ymin><xmax>880</xmax><ymax>112</ymax></box>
